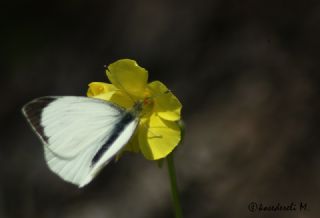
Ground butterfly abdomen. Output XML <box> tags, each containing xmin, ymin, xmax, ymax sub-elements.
<box><xmin>91</xmin><ymin>111</ymin><xmax>136</xmax><ymax>166</ymax></box>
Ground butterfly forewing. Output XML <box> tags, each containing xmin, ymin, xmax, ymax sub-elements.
<box><xmin>22</xmin><ymin>96</ymin><xmax>139</xmax><ymax>187</ymax></box>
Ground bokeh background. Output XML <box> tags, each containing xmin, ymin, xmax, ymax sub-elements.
<box><xmin>1</xmin><ymin>0</ymin><xmax>320</xmax><ymax>218</ymax></box>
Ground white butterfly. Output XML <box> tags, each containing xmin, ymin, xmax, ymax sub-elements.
<box><xmin>22</xmin><ymin>96</ymin><xmax>143</xmax><ymax>187</ymax></box>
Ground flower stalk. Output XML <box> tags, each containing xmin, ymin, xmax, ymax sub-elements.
<box><xmin>167</xmin><ymin>152</ymin><xmax>183</xmax><ymax>218</ymax></box>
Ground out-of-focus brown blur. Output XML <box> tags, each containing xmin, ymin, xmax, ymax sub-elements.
<box><xmin>1</xmin><ymin>1</ymin><xmax>319</xmax><ymax>218</ymax></box>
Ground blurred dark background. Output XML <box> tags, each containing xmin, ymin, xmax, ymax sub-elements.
<box><xmin>1</xmin><ymin>0</ymin><xmax>320</xmax><ymax>218</ymax></box>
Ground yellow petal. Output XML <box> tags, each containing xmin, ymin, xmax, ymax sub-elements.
<box><xmin>106</xmin><ymin>59</ymin><xmax>148</xmax><ymax>99</ymax></box>
<box><xmin>109</xmin><ymin>92</ymin><xmax>134</xmax><ymax>109</ymax></box>
<box><xmin>87</xmin><ymin>82</ymin><xmax>133</xmax><ymax>109</ymax></box>
<box><xmin>138</xmin><ymin>114</ymin><xmax>181</xmax><ymax>160</ymax></box>
<box><xmin>148</xmin><ymin>81</ymin><xmax>182</xmax><ymax>121</ymax></box>
<box><xmin>87</xmin><ymin>82</ymin><xmax>117</xmax><ymax>99</ymax></box>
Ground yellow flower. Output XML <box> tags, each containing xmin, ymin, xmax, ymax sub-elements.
<box><xmin>87</xmin><ymin>59</ymin><xmax>182</xmax><ymax>160</ymax></box>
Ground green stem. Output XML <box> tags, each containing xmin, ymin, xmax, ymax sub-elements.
<box><xmin>166</xmin><ymin>152</ymin><xmax>183</xmax><ymax>218</ymax></box>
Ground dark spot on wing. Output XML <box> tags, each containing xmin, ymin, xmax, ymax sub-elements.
<box><xmin>22</xmin><ymin>97</ymin><xmax>56</xmax><ymax>143</ymax></box>
<box><xmin>91</xmin><ymin>112</ymin><xmax>135</xmax><ymax>166</ymax></box>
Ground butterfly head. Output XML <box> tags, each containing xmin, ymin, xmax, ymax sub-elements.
<box><xmin>130</xmin><ymin>90</ymin><xmax>170</xmax><ymax>118</ymax></box>
<box><xmin>130</xmin><ymin>97</ymin><xmax>154</xmax><ymax>118</ymax></box>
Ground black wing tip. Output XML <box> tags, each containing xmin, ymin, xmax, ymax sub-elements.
<box><xmin>22</xmin><ymin>96</ymin><xmax>58</xmax><ymax>143</ymax></box>
<box><xmin>22</xmin><ymin>96</ymin><xmax>59</xmax><ymax>117</ymax></box>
